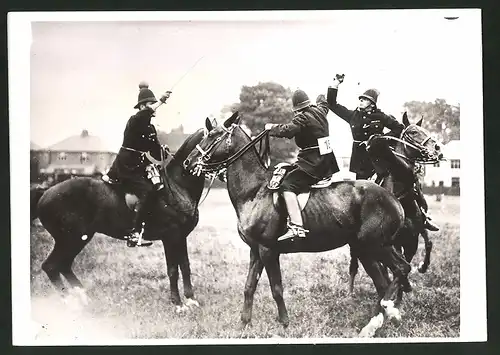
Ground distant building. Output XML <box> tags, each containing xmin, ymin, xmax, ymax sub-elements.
<box><xmin>30</xmin><ymin>141</ymin><xmax>43</xmax><ymax>182</ymax></box>
<box><xmin>421</xmin><ymin>139</ymin><xmax>460</xmax><ymax>195</ymax></box>
<box><xmin>327</xmin><ymin>140</ymin><xmax>461</xmax><ymax>194</ymax></box>
<box><xmin>157</xmin><ymin>125</ymin><xmax>191</xmax><ymax>154</ymax></box>
<box><xmin>36</xmin><ymin>130</ymin><xmax>117</xmax><ymax>181</ymax></box>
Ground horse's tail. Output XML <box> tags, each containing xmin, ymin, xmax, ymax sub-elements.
<box><xmin>30</xmin><ymin>185</ymin><xmax>49</xmax><ymax>221</ymax></box>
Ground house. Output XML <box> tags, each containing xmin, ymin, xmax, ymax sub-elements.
<box><xmin>38</xmin><ymin>129</ymin><xmax>117</xmax><ymax>181</ymax></box>
<box><xmin>421</xmin><ymin>139</ymin><xmax>460</xmax><ymax>194</ymax></box>
<box><xmin>30</xmin><ymin>141</ymin><xmax>44</xmax><ymax>182</ymax></box>
<box><xmin>157</xmin><ymin>125</ymin><xmax>191</xmax><ymax>154</ymax></box>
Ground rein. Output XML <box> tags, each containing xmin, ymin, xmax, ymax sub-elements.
<box><xmin>194</xmin><ymin>126</ymin><xmax>271</xmax><ymax>174</ymax></box>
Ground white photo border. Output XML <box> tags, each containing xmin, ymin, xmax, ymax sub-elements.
<box><xmin>9</xmin><ymin>9</ymin><xmax>486</xmax><ymax>345</ymax></box>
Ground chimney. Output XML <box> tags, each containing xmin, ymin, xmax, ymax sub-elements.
<box><xmin>81</xmin><ymin>129</ymin><xmax>89</xmax><ymax>138</ymax></box>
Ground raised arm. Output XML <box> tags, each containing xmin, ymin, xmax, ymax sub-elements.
<box><xmin>326</xmin><ymin>75</ymin><xmax>354</xmax><ymax>123</ymax></box>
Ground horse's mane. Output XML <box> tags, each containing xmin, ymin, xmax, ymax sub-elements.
<box><xmin>170</xmin><ymin>128</ymin><xmax>205</xmax><ymax>164</ymax></box>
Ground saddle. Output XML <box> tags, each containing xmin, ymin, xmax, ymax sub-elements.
<box><xmin>267</xmin><ymin>162</ymin><xmax>346</xmax><ymax>213</ymax></box>
<box><xmin>102</xmin><ymin>164</ymin><xmax>164</xmax><ymax>211</ymax></box>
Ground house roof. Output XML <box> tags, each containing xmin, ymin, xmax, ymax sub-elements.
<box><xmin>157</xmin><ymin>126</ymin><xmax>191</xmax><ymax>152</ymax></box>
<box><xmin>47</xmin><ymin>130</ymin><xmax>115</xmax><ymax>153</ymax></box>
<box><xmin>30</xmin><ymin>141</ymin><xmax>41</xmax><ymax>151</ymax></box>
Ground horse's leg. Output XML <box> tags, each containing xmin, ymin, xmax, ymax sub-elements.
<box><xmin>59</xmin><ymin>233</ymin><xmax>94</xmax><ymax>289</ymax></box>
<box><xmin>357</xmin><ymin>255</ymin><xmax>391</xmax><ymax>337</ymax></box>
<box><xmin>349</xmin><ymin>245</ymin><xmax>360</xmax><ymax>294</ymax></box>
<box><xmin>161</xmin><ymin>239</ymin><xmax>183</xmax><ymax>309</ymax></box>
<box><xmin>402</xmin><ymin>230</ymin><xmax>419</xmax><ymax>266</ymax></box>
<box><xmin>258</xmin><ymin>245</ymin><xmax>289</xmax><ymax>327</ymax></box>
<box><xmin>241</xmin><ymin>246</ymin><xmax>264</xmax><ymax>326</ymax></box>
<box><xmin>41</xmin><ymin>238</ymin><xmax>69</xmax><ymax>295</ymax></box>
<box><xmin>177</xmin><ymin>237</ymin><xmax>199</xmax><ymax>308</ymax></box>
<box><xmin>375</xmin><ymin>245</ymin><xmax>412</xmax><ymax>323</ymax></box>
<box><xmin>58</xmin><ymin>233</ymin><xmax>94</xmax><ymax>305</ymax></box>
<box><xmin>418</xmin><ymin>229</ymin><xmax>433</xmax><ymax>273</ymax></box>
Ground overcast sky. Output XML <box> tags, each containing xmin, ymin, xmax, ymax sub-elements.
<box><xmin>29</xmin><ymin>10</ymin><xmax>471</xmax><ymax>154</ymax></box>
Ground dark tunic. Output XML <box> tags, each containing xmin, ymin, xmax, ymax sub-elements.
<box><xmin>268</xmin><ymin>94</ymin><xmax>340</xmax><ymax>180</ymax></box>
<box><xmin>107</xmin><ymin>107</ymin><xmax>163</xmax><ymax>197</ymax></box>
<box><xmin>327</xmin><ymin>87</ymin><xmax>404</xmax><ymax>177</ymax></box>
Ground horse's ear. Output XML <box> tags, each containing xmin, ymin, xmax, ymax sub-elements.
<box><xmin>402</xmin><ymin>112</ymin><xmax>410</xmax><ymax>127</ymax></box>
<box><xmin>205</xmin><ymin>117</ymin><xmax>213</xmax><ymax>131</ymax></box>
<box><xmin>416</xmin><ymin>115</ymin><xmax>423</xmax><ymax>127</ymax></box>
<box><xmin>224</xmin><ymin>111</ymin><xmax>240</xmax><ymax>128</ymax></box>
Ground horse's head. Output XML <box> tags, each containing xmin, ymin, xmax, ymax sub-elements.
<box><xmin>183</xmin><ymin>111</ymin><xmax>241</xmax><ymax>176</ymax></box>
<box><xmin>400</xmin><ymin>112</ymin><xmax>444</xmax><ymax>164</ymax></box>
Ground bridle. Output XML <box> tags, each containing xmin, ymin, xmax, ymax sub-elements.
<box><xmin>378</xmin><ymin>124</ymin><xmax>442</xmax><ymax>165</ymax></box>
<box><xmin>191</xmin><ymin>124</ymin><xmax>270</xmax><ymax>177</ymax></box>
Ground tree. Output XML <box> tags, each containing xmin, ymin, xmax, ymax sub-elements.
<box><xmin>403</xmin><ymin>99</ymin><xmax>460</xmax><ymax>144</ymax></box>
<box><xmin>228</xmin><ymin>81</ymin><xmax>297</xmax><ymax>164</ymax></box>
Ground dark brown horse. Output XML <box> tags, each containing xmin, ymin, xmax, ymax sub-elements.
<box><xmin>31</xmin><ymin>128</ymin><xmax>207</xmax><ymax>311</ymax></box>
<box><xmin>348</xmin><ymin>113</ymin><xmax>444</xmax><ymax>293</ymax></box>
<box><xmin>183</xmin><ymin>112</ymin><xmax>413</xmax><ymax>337</ymax></box>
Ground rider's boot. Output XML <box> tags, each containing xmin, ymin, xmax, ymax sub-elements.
<box><xmin>414</xmin><ymin>185</ymin><xmax>440</xmax><ymax>232</ymax></box>
<box><xmin>422</xmin><ymin>208</ymin><xmax>440</xmax><ymax>231</ymax></box>
<box><xmin>278</xmin><ymin>191</ymin><xmax>309</xmax><ymax>241</ymax></box>
<box><xmin>126</xmin><ymin>197</ymin><xmax>153</xmax><ymax>247</ymax></box>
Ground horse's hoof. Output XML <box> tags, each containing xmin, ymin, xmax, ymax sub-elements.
<box><xmin>238</xmin><ymin>321</ymin><xmax>250</xmax><ymax>331</ymax></box>
<box><xmin>418</xmin><ymin>261</ymin><xmax>428</xmax><ymax>273</ymax></box>
<box><xmin>185</xmin><ymin>298</ymin><xmax>200</xmax><ymax>308</ymax></box>
<box><xmin>358</xmin><ymin>312</ymin><xmax>384</xmax><ymax>338</ymax></box>
<box><xmin>389</xmin><ymin>313</ymin><xmax>402</xmax><ymax>327</ymax></box>
<box><xmin>73</xmin><ymin>287</ymin><xmax>90</xmax><ymax>306</ymax></box>
<box><xmin>175</xmin><ymin>304</ymin><xmax>189</xmax><ymax>314</ymax></box>
<box><xmin>381</xmin><ymin>299</ymin><xmax>401</xmax><ymax>325</ymax></box>
<box><xmin>279</xmin><ymin>317</ymin><xmax>290</xmax><ymax>328</ymax></box>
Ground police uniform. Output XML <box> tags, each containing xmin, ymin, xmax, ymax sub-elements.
<box><xmin>107</xmin><ymin>83</ymin><xmax>164</xmax><ymax>241</ymax></box>
<box><xmin>107</xmin><ymin>107</ymin><xmax>162</xmax><ymax>198</ymax></box>
<box><xmin>327</xmin><ymin>87</ymin><xmax>404</xmax><ymax>179</ymax></box>
<box><xmin>268</xmin><ymin>92</ymin><xmax>340</xmax><ymax>194</ymax></box>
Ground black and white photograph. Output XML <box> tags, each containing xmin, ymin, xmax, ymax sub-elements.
<box><xmin>9</xmin><ymin>9</ymin><xmax>485</xmax><ymax>344</ymax></box>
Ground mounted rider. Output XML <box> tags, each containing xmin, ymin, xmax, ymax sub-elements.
<box><xmin>106</xmin><ymin>82</ymin><xmax>172</xmax><ymax>247</ymax></box>
<box><xmin>327</xmin><ymin>74</ymin><xmax>439</xmax><ymax>231</ymax></box>
<box><xmin>265</xmin><ymin>89</ymin><xmax>340</xmax><ymax>241</ymax></box>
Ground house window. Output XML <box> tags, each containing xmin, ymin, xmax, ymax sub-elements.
<box><xmin>81</xmin><ymin>152</ymin><xmax>89</xmax><ymax>163</ymax></box>
<box><xmin>451</xmin><ymin>159</ymin><xmax>460</xmax><ymax>169</ymax></box>
<box><xmin>58</xmin><ymin>152</ymin><xmax>67</xmax><ymax>161</ymax></box>
<box><xmin>451</xmin><ymin>177</ymin><xmax>460</xmax><ymax>187</ymax></box>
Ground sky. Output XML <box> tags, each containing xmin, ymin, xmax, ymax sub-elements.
<box><xmin>29</xmin><ymin>10</ymin><xmax>470</xmax><ymax>154</ymax></box>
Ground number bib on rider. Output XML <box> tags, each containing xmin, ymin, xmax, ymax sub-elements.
<box><xmin>317</xmin><ymin>137</ymin><xmax>333</xmax><ymax>155</ymax></box>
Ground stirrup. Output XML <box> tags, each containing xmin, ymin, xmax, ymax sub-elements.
<box><xmin>277</xmin><ymin>222</ymin><xmax>309</xmax><ymax>241</ymax></box>
<box><xmin>126</xmin><ymin>231</ymin><xmax>153</xmax><ymax>247</ymax></box>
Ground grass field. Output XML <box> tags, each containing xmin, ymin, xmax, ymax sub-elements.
<box><xmin>30</xmin><ymin>189</ymin><xmax>460</xmax><ymax>341</ymax></box>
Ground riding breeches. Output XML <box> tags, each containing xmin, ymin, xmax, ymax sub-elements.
<box><xmin>279</xmin><ymin>167</ymin><xmax>321</xmax><ymax>194</ymax></box>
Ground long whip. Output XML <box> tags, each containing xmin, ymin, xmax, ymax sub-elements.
<box><xmin>153</xmin><ymin>55</ymin><xmax>206</xmax><ymax>111</ymax></box>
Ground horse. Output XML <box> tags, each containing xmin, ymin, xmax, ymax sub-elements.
<box><xmin>347</xmin><ymin>112</ymin><xmax>444</xmax><ymax>293</ymax></box>
<box><xmin>31</xmin><ymin>128</ymin><xmax>208</xmax><ymax>312</ymax></box>
<box><xmin>183</xmin><ymin>112</ymin><xmax>416</xmax><ymax>337</ymax></box>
